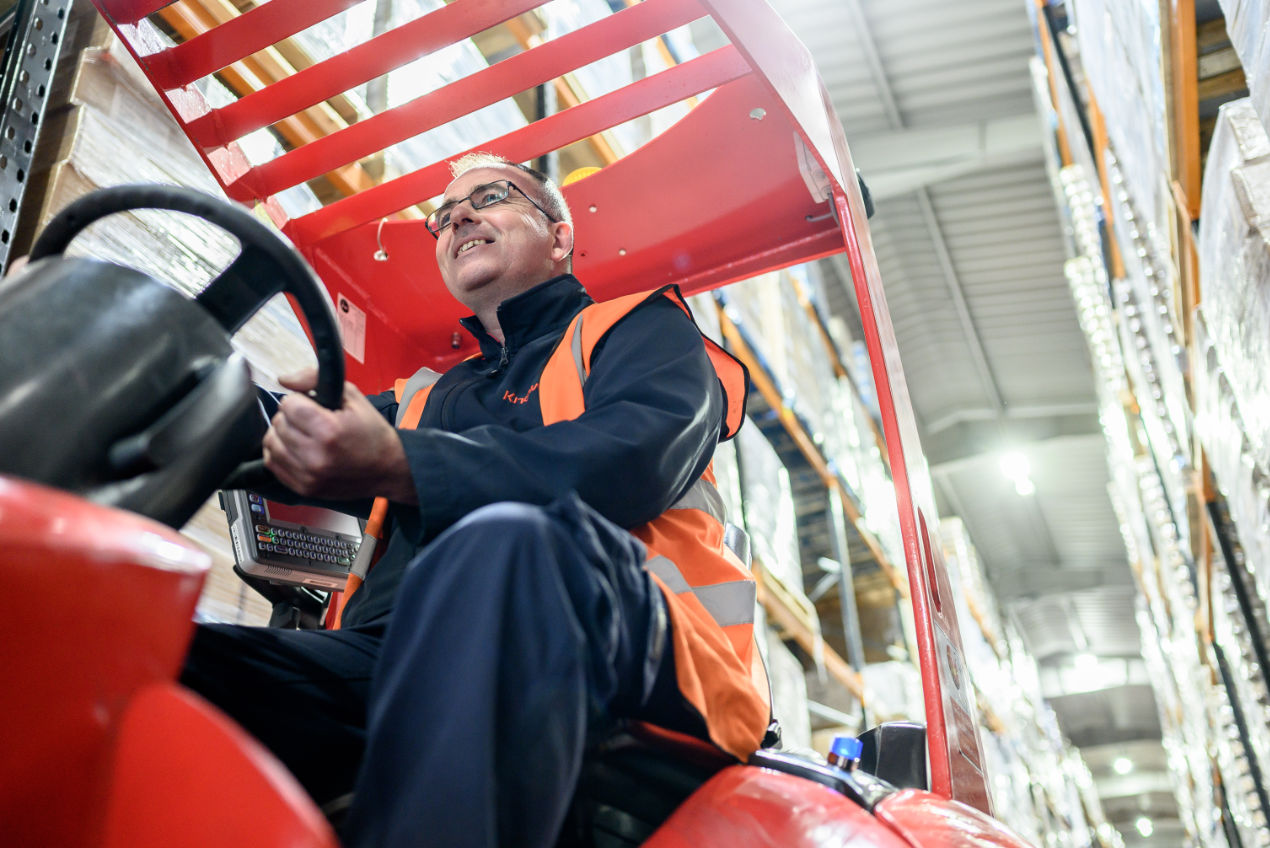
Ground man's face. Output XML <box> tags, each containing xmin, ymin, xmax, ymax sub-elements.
<box><xmin>434</xmin><ymin>166</ymin><xmax>572</xmax><ymax>314</ymax></box>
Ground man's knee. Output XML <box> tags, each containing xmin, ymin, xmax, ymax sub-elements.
<box><xmin>399</xmin><ymin>501</ymin><xmax>560</xmax><ymax>596</ymax></box>
<box><xmin>449</xmin><ymin>500</ymin><xmax>557</xmax><ymax>544</ymax></box>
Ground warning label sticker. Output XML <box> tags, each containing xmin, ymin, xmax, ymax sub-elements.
<box><xmin>337</xmin><ymin>294</ymin><xmax>366</xmax><ymax>363</ymax></box>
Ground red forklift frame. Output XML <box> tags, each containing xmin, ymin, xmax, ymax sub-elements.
<box><xmin>86</xmin><ymin>0</ymin><xmax>988</xmax><ymax>817</ymax></box>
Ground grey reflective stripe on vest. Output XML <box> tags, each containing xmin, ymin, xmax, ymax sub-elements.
<box><xmin>395</xmin><ymin>367</ymin><xmax>443</xmax><ymax>426</ymax></box>
<box><xmin>669</xmin><ymin>478</ymin><xmax>726</xmax><ymax>524</ymax></box>
<box><xmin>569</xmin><ymin>315</ymin><xmax>587</xmax><ymax>385</ymax></box>
<box><xmin>646</xmin><ymin>555</ymin><xmax>691</xmax><ymax>594</ymax></box>
<box><xmin>645</xmin><ymin>555</ymin><xmax>756</xmax><ymax>629</ymax></box>
<box><xmin>694</xmin><ymin>580</ymin><xmax>758</xmax><ymax>628</ymax></box>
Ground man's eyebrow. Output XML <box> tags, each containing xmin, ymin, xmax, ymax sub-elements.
<box><xmin>438</xmin><ymin>180</ymin><xmax>500</xmax><ymax>206</ymax></box>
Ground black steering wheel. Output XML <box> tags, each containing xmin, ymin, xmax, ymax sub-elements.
<box><xmin>29</xmin><ymin>183</ymin><xmax>345</xmax><ymax>409</ymax></box>
<box><xmin>0</xmin><ymin>184</ymin><xmax>345</xmax><ymax>527</ymax></box>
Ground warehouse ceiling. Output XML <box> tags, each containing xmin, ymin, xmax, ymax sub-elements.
<box><xmin>762</xmin><ymin>0</ymin><xmax>1172</xmax><ymax>842</ymax></box>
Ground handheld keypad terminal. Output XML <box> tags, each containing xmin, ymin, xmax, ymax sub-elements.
<box><xmin>219</xmin><ymin>490</ymin><xmax>363</xmax><ymax>590</ymax></box>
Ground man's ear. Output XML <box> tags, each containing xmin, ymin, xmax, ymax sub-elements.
<box><xmin>550</xmin><ymin>220</ymin><xmax>574</xmax><ymax>264</ymax></box>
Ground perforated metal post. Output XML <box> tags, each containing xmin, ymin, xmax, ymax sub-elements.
<box><xmin>0</xmin><ymin>0</ymin><xmax>73</xmax><ymax>269</ymax></box>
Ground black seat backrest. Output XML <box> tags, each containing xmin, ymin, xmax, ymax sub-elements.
<box><xmin>556</xmin><ymin>726</ymin><xmax>732</xmax><ymax>848</ymax></box>
<box><xmin>857</xmin><ymin>721</ymin><xmax>928</xmax><ymax>790</ymax></box>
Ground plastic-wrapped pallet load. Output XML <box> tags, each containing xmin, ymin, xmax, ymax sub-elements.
<box><xmin>1069</xmin><ymin>0</ymin><xmax>1173</xmax><ymax>266</ymax></box>
<box><xmin>858</xmin><ymin>661</ymin><xmax>922</xmax><ymax>723</ymax></box>
<box><xmin>762</xmin><ymin>626</ymin><xmax>813</xmax><ymax>753</ymax></box>
<box><xmin>777</xmin><ymin>268</ymin><xmax>838</xmax><ymax>444</ymax></box>
<box><xmin>720</xmin><ymin>271</ymin><xmax>792</xmax><ymax>394</ymax></box>
<box><xmin>721</xmin><ymin>265</ymin><xmax>838</xmax><ymax>448</ymax></box>
<box><xmin>686</xmin><ymin>290</ymin><xmax>723</xmax><ymax>345</ymax></box>
<box><xmin>1196</xmin><ymin>99</ymin><xmax>1270</xmax><ymax>609</ymax></box>
<box><xmin>735</xmin><ymin>421</ymin><xmax>804</xmax><ymax>600</ymax></box>
<box><xmin>734</xmin><ymin>419</ymin><xmax>825</xmax><ymax>671</ymax></box>
<box><xmin>711</xmin><ymin>438</ymin><xmax>744</xmax><ymax>540</ymax></box>
<box><xmin>859</xmin><ymin>460</ymin><xmax>903</xmax><ymax>569</ymax></box>
<box><xmin>1218</xmin><ymin>0</ymin><xmax>1270</xmax><ymax>139</ymax></box>
<box><xmin>1197</xmin><ymin>99</ymin><xmax>1270</xmax><ymax>462</ymax></box>
<box><xmin>822</xmin><ymin>380</ymin><xmax>862</xmax><ymax>500</ymax></box>
<box><xmin>939</xmin><ymin>518</ymin><xmax>1001</xmax><ymax>639</ymax></box>
<box><xmin>1220</xmin><ymin>0</ymin><xmax>1266</xmax><ymax>70</ymax></box>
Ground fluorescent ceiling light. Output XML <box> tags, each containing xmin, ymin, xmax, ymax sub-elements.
<box><xmin>1000</xmin><ymin>451</ymin><xmax>1036</xmax><ymax>496</ymax></box>
<box><xmin>999</xmin><ymin>451</ymin><xmax>1030</xmax><ymax>480</ymax></box>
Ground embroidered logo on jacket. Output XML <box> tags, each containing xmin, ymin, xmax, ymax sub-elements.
<box><xmin>502</xmin><ymin>383</ymin><xmax>539</xmax><ymax>405</ymax></box>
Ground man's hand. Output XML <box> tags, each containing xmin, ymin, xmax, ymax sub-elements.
<box><xmin>263</xmin><ymin>369</ymin><xmax>419</xmax><ymax>505</ymax></box>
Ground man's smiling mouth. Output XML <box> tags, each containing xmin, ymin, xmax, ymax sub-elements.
<box><xmin>457</xmin><ymin>238</ymin><xmax>491</xmax><ymax>255</ymax></box>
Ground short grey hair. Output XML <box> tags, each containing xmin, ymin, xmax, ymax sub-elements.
<box><xmin>448</xmin><ymin>152</ymin><xmax>572</xmax><ymax>226</ymax></box>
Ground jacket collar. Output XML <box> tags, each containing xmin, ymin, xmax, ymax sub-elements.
<box><xmin>459</xmin><ymin>274</ymin><xmax>592</xmax><ymax>359</ymax></box>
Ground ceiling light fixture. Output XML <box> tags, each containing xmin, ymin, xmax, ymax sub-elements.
<box><xmin>1112</xmin><ymin>756</ymin><xmax>1133</xmax><ymax>775</ymax></box>
<box><xmin>1135</xmin><ymin>817</ymin><xmax>1153</xmax><ymax>838</ymax></box>
<box><xmin>999</xmin><ymin>451</ymin><xmax>1030</xmax><ymax>479</ymax></box>
<box><xmin>999</xmin><ymin>451</ymin><xmax>1036</xmax><ymax>497</ymax></box>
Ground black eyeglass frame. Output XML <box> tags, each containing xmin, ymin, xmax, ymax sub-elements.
<box><xmin>425</xmin><ymin>179</ymin><xmax>557</xmax><ymax>238</ymax></box>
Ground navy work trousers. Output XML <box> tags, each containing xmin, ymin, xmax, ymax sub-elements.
<box><xmin>181</xmin><ymin>495</ymin><xmax>705</xmax><ymax>847</ymax></box>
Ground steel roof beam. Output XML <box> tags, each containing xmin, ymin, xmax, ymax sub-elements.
<box><xmin>849</xmin><ymin>113</ymin><xmax>1044</xmax><ymax>199</ymax></box>
<box><xmin>924</xmin><ymin>410</ymin><xmax>1100</xmax><ymax>472</ymax></box>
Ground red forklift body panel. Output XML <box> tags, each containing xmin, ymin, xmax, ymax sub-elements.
<box><xmin>874</xmin><ymin>790</ymin><xmax>1033</xmax><ymax>848</ymax></box>
<box><xmin>0</xmin><ymin>476</ymin><xmax>209</xmax><ymax>846</ymax></box>
<box><xmin>643</xmin><ymin>766</ymin><xmax>912</xmax><ymax>848</ymax></box>
<box><xmin>0</xmin><ymin>475</ymin><xmax>339</xmax><ymax>848</ymax></box>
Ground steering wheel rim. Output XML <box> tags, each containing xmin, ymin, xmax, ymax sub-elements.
<box><xmin>29</xmin><ymin>184</ymin><xmax>345</xmax><ymax>410</ymax></box>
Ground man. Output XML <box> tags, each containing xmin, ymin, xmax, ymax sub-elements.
<box><xmin>182</xmin><ymin>153</ymin><xmax>769</xmax><ymax>847</ymax></box>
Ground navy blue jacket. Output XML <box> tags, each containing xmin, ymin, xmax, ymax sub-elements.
<box><xmin>341</xmin><ymin>275</ymin><xmax>723</xmax><ymax>627</ymax></box>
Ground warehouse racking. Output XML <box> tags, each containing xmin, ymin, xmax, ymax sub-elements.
<box><xmin>1030</xmin><ymin>0</ymin><xmax>1270</xmax><ymax>843</ymax></box>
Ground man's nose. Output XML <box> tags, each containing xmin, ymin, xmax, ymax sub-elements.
<box><xmin>449</xmin><ymin>200</ymin><xmax>481</xmax><ymax>231</ymax></box>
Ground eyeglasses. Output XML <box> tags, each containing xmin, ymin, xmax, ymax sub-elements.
<box><xmin>425</xmin><ymin>180</ymin><xmax>556</xmax><ymax>238</ymax></box>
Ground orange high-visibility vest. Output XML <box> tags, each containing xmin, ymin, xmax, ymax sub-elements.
<box><xmin>382</xmin><ymin>287</ymin><xmax>769</xmax><ymax>759</ymax></box>
<box><xmin>537</xmin><ymin>287</ymin><xmax>768</xmax><ymax>759</ymax></box>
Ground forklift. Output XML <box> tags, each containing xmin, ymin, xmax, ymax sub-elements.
<box><xmin>0</xmin><ymin>0</ymin><xmax>1034</xmax><ymax>845</ymax></box>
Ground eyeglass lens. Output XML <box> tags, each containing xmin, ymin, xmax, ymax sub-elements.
<box><xmin>428</xmin><ymin>182</ymin><xmax>512</xmax><ymax>233</ymax></box>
